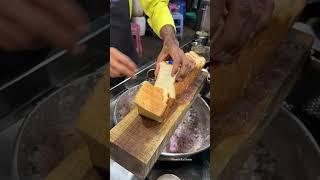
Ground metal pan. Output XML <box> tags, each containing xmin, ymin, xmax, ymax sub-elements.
<box><xmin>112</xmin><ymin>84</ymin><xmax>210</xmax><ymax>160</ymax></box>
<box><xmin>233</xmin><ymin>107</ymin><xmax>320</xmax><ymax>179</ymax></box>
<box><xmin>12</xmin><ymin>66</ymin><xmax>106</xmax><ymax>180</ymax></box>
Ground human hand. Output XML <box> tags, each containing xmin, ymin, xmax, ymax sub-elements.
<box><xmin>0</xmin><ymin>0</ymin><xmax>88</xmax><ymax>51</ymax></box>
<box><xmin>110</xmin><ymin>47</ymin><xmax>137</xmax><ymax>78</ymax></box>
<box><xmin>156</xmin><ymin>25</ymin><xmax>194</xmax><ymax>81</ymax></box>
<box><xmin>211</xmin><ymin>0</ymin><xmax>274</xmax><ymax>63</ymax></box>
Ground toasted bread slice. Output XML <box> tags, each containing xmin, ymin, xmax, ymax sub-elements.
<box><xmin>134</xmin><ymin>81</ymin><xmax>168</xmax><ymax>122</ymax></box>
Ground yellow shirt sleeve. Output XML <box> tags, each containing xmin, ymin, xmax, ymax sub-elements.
<box><xmin>137</xmin><ymin>0</ymin><xmax>176</xmax><ymax>38</ymax></box>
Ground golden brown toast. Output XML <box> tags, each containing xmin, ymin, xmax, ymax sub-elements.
<box><xmin>134</xmin><ymin>81</ymin><xmax>168</xmax><ymax>122</ymax></box>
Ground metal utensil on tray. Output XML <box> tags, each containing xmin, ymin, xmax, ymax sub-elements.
<box><xmin>147</xmin><ymin>68</ymin><xmax>156</xmax><ymax>84</ymax></box>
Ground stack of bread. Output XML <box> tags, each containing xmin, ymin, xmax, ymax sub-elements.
<box><xmin>134</xmin><ymin>51</ymin><xmax>206</xmax><ymax>122</ymax></box>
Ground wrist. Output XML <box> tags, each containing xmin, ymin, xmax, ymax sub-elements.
<box><xmin>164</xmin><ymin>37</ymin><xmax>179</xmax><ymax>48</ymax></box>
<box><xmin>160</xmin><ymin>25</ymin><xmax>178</xmax><ymax>44</ymax></box>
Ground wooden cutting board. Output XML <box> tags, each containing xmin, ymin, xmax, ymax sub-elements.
<box><xmin>110</xmin><ymin>71</ymin><xmax>207</xmax><ymax>179</ymax></box>
<box><xmin>213</xmin><ymin>0</ymin><xmax>306</xmax><ymax>113</ymax></box>
<box><xmin>212</xmin><ymin>29</ymin><xmax>313</xmax><ymax>180</ymax></box>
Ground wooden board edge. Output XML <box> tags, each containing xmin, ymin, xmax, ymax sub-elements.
<box><xmin>110</xmin><ymin>142</ymin><xmax>147</xmax><ymax>179</ymax></box>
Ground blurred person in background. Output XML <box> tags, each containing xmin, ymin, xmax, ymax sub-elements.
<box><xmin>211</xmin><ymin>0</ymin><xmax>274</xmax><ymax>63</ymax></box>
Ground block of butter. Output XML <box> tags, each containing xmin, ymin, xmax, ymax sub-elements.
<box><xmin>154</xmin><ymin>61</ymin><xmax>176</xmax><ymax>99</ymax></box>
<box><xmin>134</xmin><ymin>81</ymin><xmax>169</xmax><ymax>122</ymax></box>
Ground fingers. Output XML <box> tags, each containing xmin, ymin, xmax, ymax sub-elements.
<box><xmin>0</xmin><ymin>34</ymin><xmax>15</xmax><ymax>50</ymax></box>
<box><xmin>110</xmin><ymin>59</ymin><xmax>134</xmax><ymax>78</ymax></box>
<box><xmin>155</xmin><ymin>48</ymin><xmax>168</xmax><ymax>77</ymax></box>
<box><xmin>23</xmin><ymin>2</ymin><xmax>81</xmax><ymax>49</ymax></box>
<box><xmin>213</xmin><ymin>3</ymin><xmax>246</xmax><ymax>60</ymax></box>
<box><xmin>170</xmin><ymin>47</ymin><xmax>189</xmax><ymax>79</ymax></box>
<box><xmin>0</xmin><ymin>17</ymin><xmax>32</xmax><ymax>50</ymax></box>
<box><xmin>2</xmin><ymin>26</ymin><xmax>30</xmax><ymax>49</ymax></box>
<box><xmin>110</xmin><ymin>47</ymin><xmax>137</xmax><ymax>78</ymax></box>
<box><xmin>157</xmin><ymin>44</ymin><xmax>195</xmax><ymax>81</ymax></box>
<box><xmin>211</xmin><ymin>0</ymin><xmax>226</xmax><ymax>34</ymax></box>
<box><xmin>176</xmin><ymin>53</ymin><xmax>194</xmax><ymax>81</ymax></box>
<box><xmin>30</xmin><ymin>0</ymin><xmax>88</xmax><ymax>31</ymax></box>
<box><xmin>0</xmin><ymin>0</ymin><xmax>88</xmax><ymax>50</ymax></box>
<box><xmin>158</xmin><ymin>34</ymin><xmax>196</xmax><ymax>81</ymax></box>
<box><xmin>171</xmin><ymin>52</ymin><xmax>182</xmax><ymax>77</ymax></box>
<box><xmin>211</xmin><ymin>18</ymin><xmax>225</xmax><ymax>43</ymax></box>
<box><xmin>236</xmin><ymin>0</ymin><xmax>261</xmax><ymax>52</ymax></box>
<box><xmin>111</xmin><ymin>47</ymin><xmax>137</xmax><ymax>71</ymax></box>
<box><xmin>213</xmin><ymin>0</ymin><xmax>261</xmax><ymax>62</ymax></box>
<box><xmin>110</xmin><ymin>67</ymin><xmax>121</xmax><ymax>78</ymax></box>
<box><xmin>155</xmin><ymin>62</ymin><xmax>160</xmax><ymax>78</ymax></box>
<box><xmin>256</xmin><ymin>0</ymin><xmax>274</xmax><ymax>32</ymax></box>
<box><xmin>174</xmin><ymin>50</ymin><xmax>196</xmax><ymax>81</ymax></box>
<box><xmin>175</xmin><ymin>61</ymin><xmax>187</xmax><ymax>81</ymax></box>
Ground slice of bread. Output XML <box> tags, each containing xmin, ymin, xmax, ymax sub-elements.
<box><xmin>134</xmin><ymin>81</ymin><xmax>168</xmax><ymax>122</ymax></box>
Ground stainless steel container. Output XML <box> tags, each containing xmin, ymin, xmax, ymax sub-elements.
<box><xmin>195</xmin><ymin>31</ymin><xmax>209</xmax><ymax>45</ymax></box>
